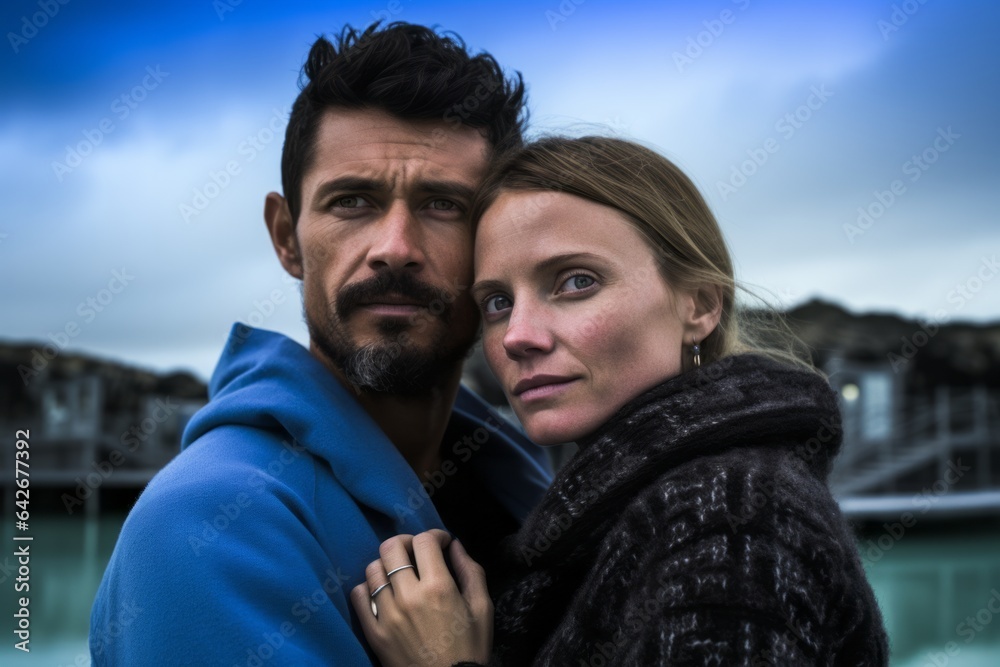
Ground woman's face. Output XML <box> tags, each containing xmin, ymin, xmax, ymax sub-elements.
<box><xmin>472</xmin><ymin>190</ymin><xmax>692</xmax><ymax>445</ymax></box>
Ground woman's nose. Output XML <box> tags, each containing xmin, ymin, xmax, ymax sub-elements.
<box><xmin>501</xmin><ymin>301</ymin><xmax>554</xmax><ymax>358</ymax></box>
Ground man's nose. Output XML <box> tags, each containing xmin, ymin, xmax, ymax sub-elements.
<box><xmin>367</xmin><ymin>201</ymin><xmax>426</xmax><ymax>271</ymax></box>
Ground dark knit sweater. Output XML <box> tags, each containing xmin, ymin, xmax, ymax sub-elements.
<box><xmin>468</xmin><ymin>353</ymin><xmax>889</xmax><ymax>666</ymax></box>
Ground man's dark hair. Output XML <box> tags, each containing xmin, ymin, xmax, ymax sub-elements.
<box><xmin>280</xmin><ymin>21</ymin><xmax>529</xmax><ymax>223</ymax></box>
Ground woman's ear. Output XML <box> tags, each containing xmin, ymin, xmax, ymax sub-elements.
<box><xmin>264</xmin><ymin>191</ymin><xmax>303</xmax><ymax>280</ymax></box>
<box><xmin>682</xmin><ymin>284</ymin><xmax>724</xmax><ymax>343</ymax></box>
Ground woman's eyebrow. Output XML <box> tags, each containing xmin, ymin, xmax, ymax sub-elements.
<box><xmin>472</xmin><ymin>251</ymin><xmax>605</xmax><ymax>294</ymax></box>
<box><xmin>470</xmin><ymin>277</ymin><xmax>505</xmax><ymax>297</ymax></box>
<box><xmin>530</xmin><ymin>251</ymin><xmax>604</xmax><ymax>273</ymax></box>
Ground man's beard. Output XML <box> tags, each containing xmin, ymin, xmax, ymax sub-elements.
<box><xmin>306</xmin><ymin>269</ymin><xmax>479</xmax><ymax>397</ymax></box>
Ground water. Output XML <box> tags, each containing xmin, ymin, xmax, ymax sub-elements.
<box><xmin>0</xmin><ymin>515</ymin><xmax>120</xmax><ymax>666</ymax></box>
<box><xmin>862</xmin><ymin>526</ymin><xmax>1000</xmax><ymax>666</ymax></box>
<box><xmin>1</xmin><ymin>515</ymin><xmax>997</xmax><ymax>665</ymax></box>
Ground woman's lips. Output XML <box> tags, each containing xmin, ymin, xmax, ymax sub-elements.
<box><xmin>516</xmin><ymin>378</ymin><xmax>579</xmax><ymax>402</ymax></box>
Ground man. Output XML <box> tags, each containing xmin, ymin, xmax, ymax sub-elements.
<box><xmin>90</xmin><ymin>21</ymin><xmax>551</xmax><ymax>665</ymax></box>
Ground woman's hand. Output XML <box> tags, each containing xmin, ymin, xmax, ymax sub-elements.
<box><xmin>350</xmin><ymin>529</ymin><xmax>493</xmax><ymax>667</ymax></box>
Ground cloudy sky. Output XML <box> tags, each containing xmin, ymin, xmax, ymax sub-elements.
<box><xmin>2</xmin><ymin>0</ymin><xmax>997</xmax><ymax>382</ymax></box>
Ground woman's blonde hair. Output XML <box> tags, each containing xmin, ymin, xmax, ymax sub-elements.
<box><xmin>469</xmin><ymin>135</ymin><xmax>816</xmax><ymax>373</ymax></box>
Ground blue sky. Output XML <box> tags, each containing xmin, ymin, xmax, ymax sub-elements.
<box><xmin>2</xmin><ymin>0</ymin><xmax>998</xmax><ymax>381</ymax></box>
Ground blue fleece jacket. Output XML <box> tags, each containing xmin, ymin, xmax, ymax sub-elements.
<box><xmin>89</xmin><ymin>324</ymin><xmax>552</xmax><ymax>666</ymax></box>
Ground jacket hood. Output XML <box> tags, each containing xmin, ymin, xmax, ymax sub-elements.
<box><xmin>181</xmin><ymin>324</ymin><xmax>552</xmax><ymax>530</ymax></box>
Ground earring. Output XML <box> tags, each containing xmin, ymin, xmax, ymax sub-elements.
<box><xmin>692</xmin><ymin>338</ymin><xmax>701</xmax><ymax>368</ymax></box>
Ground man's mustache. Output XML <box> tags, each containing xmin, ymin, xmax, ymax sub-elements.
<box><xmin>335</xmin><ymin>270</ymin><xmax>453</xmax><ymax>321</ymax></box>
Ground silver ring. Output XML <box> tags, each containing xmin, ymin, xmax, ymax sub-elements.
<box><xmin>369</xmin><ymin>581</ymin><xmax>392</xmax><ymax>618</ymax></box>
<box><xmin>386</xmin><ymin>564</ymin><xmax>415</xmax><ymax>578</ymax></box>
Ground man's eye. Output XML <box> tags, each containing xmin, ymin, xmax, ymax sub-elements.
<box><xmin>333</xmin><ymin>195</ymin><xmax>368</xmax><ymax>208</ymax></box>
<box><xmin>559</xmin><ymin>273</ymin><xmax>596</xmax><ymax>293</ymax></box>
<box><xmin>483</xmin><ymin>294</ymin><xmax>512</xmax><ymax>315</ymax></box>
<box><xmin>430</xmin><ymin>199</ymin><xmax>458</xmax><ymax>211</ymax></box>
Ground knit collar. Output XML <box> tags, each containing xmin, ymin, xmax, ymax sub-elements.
<box><xmin>504</xmin><ymin>352</ymin><xmax>842</xmax><ymax>569</ymax></box>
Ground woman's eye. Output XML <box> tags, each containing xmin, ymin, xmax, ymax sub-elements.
<box><xmin>559</xmin><ymin>273</ymin><xmax>596</xmax><ymax>293</ymax></box>
<box><xmin>483</xmin><ymin>294</ymin><xmax>512</xmax><ymax>315</ymax></box>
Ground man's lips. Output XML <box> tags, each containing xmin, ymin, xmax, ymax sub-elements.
<box><xmin>357</xmin><ymin>293</ymin><xmax>427</xmax><ymax>316</ymax></box>
<box><xmin>359</xmin><ymin>293</ymin><xmax>426</xmax><ymax>308</ymax></box>
<box><xmin>359</xmin><ymin>303</ymin><xmax>424</xmax><ymax>317</ymax></box>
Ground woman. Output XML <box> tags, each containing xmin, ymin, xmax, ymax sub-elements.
<box><xmin>348</xmin><ymin>136</ymin><xmax>889</xmax><ymax>665</ymax></box>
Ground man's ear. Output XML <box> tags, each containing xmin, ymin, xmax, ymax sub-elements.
<box><xmin>681</xmin><ymin>283</ymin><xmax>724</xmax><ymax>343</ymax></box>
<box><xmin>264</xmin><ymin>192</ymin><xmax>303</xmax><ymax>280</ymax></box>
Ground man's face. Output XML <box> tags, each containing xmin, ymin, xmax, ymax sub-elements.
<box><xmin>293</xmin><ymin>107</ymin><xmax>489</xmax><ymax>396</ymax></box>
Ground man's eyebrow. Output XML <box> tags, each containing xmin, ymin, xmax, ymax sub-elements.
<box><xmin>415</xmin><ymin>180</ymin><xmax>476</xmax><ymax>203</ymax></box>
<box><xmin>471</xmin><ymin>252</ymin><xmax>606</xmax><ymax>295</ymax></box>
<box><xmin>310</xmin><ymin>177</ymin><xmax>476</xmax><ymax>205</ymax></box>
<box><xmin>311</xmin><ymin>177</ymin><xmax>385</xmax><ymax>205</ymax></box>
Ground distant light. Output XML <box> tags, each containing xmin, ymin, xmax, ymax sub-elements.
<box><xmin>841</xmin><ymin>383</ymin><xmax>860</xmax><ymax>402</ymax></box>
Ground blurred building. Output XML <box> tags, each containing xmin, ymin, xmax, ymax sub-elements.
<box><xmin>0</xmin><ymin>343</ymin><xmax>206</xmax><ymax>515</ymax></box>
<box><xmin>784</xmin><ymin>300</ymin><xmax>1000</xmax><ymax>514</ymax></box>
